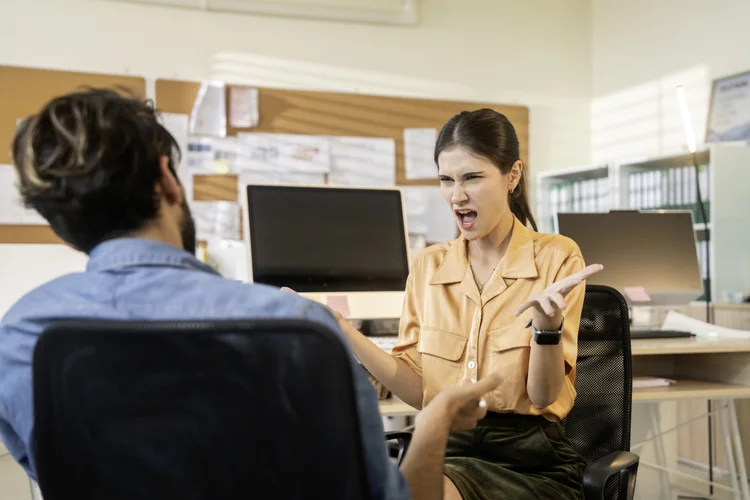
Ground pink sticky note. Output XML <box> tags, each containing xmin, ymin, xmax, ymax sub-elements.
<box><xmin>624</xmin><ymin>287</ymin><xmax>652</xmax><ymax>303</ymax></box>
<box><xmin>326</xmin><ymin>295</ymin><xmax>351</xmax><ymax>318</ymax></box>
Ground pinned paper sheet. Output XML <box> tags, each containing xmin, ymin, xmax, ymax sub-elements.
<box><xmin>404</xmin><ymin>128</ymin><xmax>438</xmax><ymax>180</ymax></box>
<box><xmin>329</xmin><ymin>137</ymin><xmax>396</xmax><ymax>186</ymax></box>
<box><xmin>161</xmin><ymin>113</ymin><xmax>192</xmax><ymax>199</ymax></box>
<box><xmin>403</xmin><ymin>186</ymin><xmax>456</xmax><ymax>243</ymax></box>
<box><xmin>623</xmin><ymin>286</ymin><xmax>652</xmax><ymax>303</ymax></box>
<box><xmin>192</xmin><ymin>201</ymin><xmax>241</xmax><ymax>241</ymax></box>
<box><xmin>229</xmin><ymin>87</ymin><xmax>259</xmax><ymax>128</ymax></box>
<box><xmin>236</xmin><ymin>133</ymin><xmax>331</xmax><ymax>175</ymax></box>
<box><xmin>326</xmin><ymin>295</ymin><xmax>351</xmax><ymax>318</ymax></box>
<box><xmin>0</xmin><ymin>166</ymin><xmax>47</xmax><ymax>225</ymax></box>
<box><xmin>190</xmin><ymin>81</ymin><xmax>226</xmax><ymax>137</ymax></box>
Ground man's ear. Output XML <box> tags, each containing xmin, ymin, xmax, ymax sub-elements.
<box><xmin>157</xmin><ymin>155</ymin><xmax>183</xmax><ymax>206</ymax></box>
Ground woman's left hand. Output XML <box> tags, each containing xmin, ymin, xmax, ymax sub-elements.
<box><xmin>514</xmin><ymin>264</ymin><xmax>604</xmax><ymax>331</ymax></box>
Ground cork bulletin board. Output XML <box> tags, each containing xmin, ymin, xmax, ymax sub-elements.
<box><xmin>0</xmin><ymin>65</ymin><xmax>528</xmax><ymax>243</ymax></box>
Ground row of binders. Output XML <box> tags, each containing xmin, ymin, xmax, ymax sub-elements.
<box><xmin>628</xmin><ymin>166</ymin><xmax>709</xmax><ymax>211</ymax></box>
<box><xmin>548</xmin><ymin>178</ymin><xmax>610</xmax><ymax>215</ymax></box>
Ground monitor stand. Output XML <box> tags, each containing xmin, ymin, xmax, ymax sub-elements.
<box><xmin>300</xmin><ymin>291</ymin><xmax>405</xmax><ymax>320</ymax></box>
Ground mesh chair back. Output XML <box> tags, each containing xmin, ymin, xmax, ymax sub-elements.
<box><xmin>563</xmin><ymin>285</ymin><xmax>633</xmax><ymax>498</ymax></box>
<box><xmin>33</xmin><ymin>319</ymin><xmax>370</xmax><ymax>500</ymax></box>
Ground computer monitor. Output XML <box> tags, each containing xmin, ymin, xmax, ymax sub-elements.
<box><xmin>556</xmin><ymin>210</ymin><xmax>703</xmax><ymax>306</ymax></box>
<box><xmin>243</xmin><ymin>184</ymin><xmax>410</xmax><ymax>319</ymax></box>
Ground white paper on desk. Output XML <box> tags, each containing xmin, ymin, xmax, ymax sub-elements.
<box><xmin>161</xmin><ymin>113</ymin><xmax>192</xmax><ymax>200</ymax></box>
<box><xmin>329</xmin><ymin>137</ymin><xmax>396</xmax><ymax>186</ymax></box>
<box><xmin>662</xmin><ymin>310</ymin><xmax>750</xmax><ymax>339</ymax></box>
<box><xmin>0</xmin><ymin>166</ymin><xmax>47</xmax><ymax>225</ymax></box>
<box><xmin>404</xmin><ymin>128</ymin><xmax>438</xmax><ymax>180</ymax></box>
<box><xmin>229</xmin><ymin>87</ymin><xmax>259</xmax><ymax>128</ymax></box>
<box><xmin>633</xmin><ymin>376</ymin><xmax>676</xmax><ymax>389</ymax></box>
<box><xmin>190</xmin><ymin>81</ymin><xmax>226</xmax><ymax>138</ymax></box>
<box><xmin>192</xmin><ymin>201</ymin><xmax>241</xmax><ymax>241</ymax></box>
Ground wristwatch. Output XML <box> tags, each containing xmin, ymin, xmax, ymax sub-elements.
<box><xmin>525</xmin><ymin>318</ymin><xmax>564</xmax><ymax>345</ymax></box>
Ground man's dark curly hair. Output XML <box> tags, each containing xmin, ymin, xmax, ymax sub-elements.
<box><xmin>12</xmin><ymin>88</ymin><xmax>181</xmax><ymax>253</ymax></box>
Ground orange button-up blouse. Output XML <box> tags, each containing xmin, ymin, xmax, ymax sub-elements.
<box><xmin>391</xmin><ymin>218</ymin><xmax>585</xmax><ymax>422</ymax></box>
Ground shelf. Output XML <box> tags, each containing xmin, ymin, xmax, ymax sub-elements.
<box><xmin>633</xmin><ymin>379</ymin><xmax>750</xmax><ymax>402</ymax></box>
<box><xmin>377</xmin><ymin>381</ymin><xmax>750</xmax><ymax>413</ymax></box>
<box><xmin>620</xmin><ymin>150</ymin><xmax>711</xmax><ymax>171</ymax></box>
<box><xmin>694</xmin><ymin>223</ymin><xmax>712</xmax><ymax>231</ymax></box>
<box><xmin>631</xmin><ymin>336</ymin><xmax>750</xmax><ymax>356</ymax></box>
<box><xmin>538</xmin><ymin>164</ymin><xmax>609</xmax><ymax>182</ymax></box>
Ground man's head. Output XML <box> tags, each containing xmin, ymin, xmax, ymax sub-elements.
<box><xmin>11</xmin><ymin>88</ymin><xmax>196</xmax><ymax>254</ymax></box>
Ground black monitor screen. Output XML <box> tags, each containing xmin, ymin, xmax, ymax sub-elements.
<box><xmin>246</xmin><ymin>185</ymin><xmax>409</xmax><ymax>292</ymax></box>
<box><xmin>557</xmin><ymin>211</ymin><xmax>703</xmax><ymax>293</ymax></box>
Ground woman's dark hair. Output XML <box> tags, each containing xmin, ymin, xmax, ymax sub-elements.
<box><xmin>434</xmin><ymin>108</ymin><xmax>537</xmax><ymax>231</ymax></box>
<box><xmin>11</xmin><ymin>88</ymin><xmax>181</xmax><ymax>253</ymax></box>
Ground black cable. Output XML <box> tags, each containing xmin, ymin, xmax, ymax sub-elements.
<box><xmin>690</xmin><ymin>151</ymin><xmax>713</xmax><ymax>495</ymax></box>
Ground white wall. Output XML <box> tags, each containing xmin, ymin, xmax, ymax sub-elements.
<box><xmin>0</xmin><ymin>245</ymin><xmax>87</xmax><ymax>316</ymax></box>
<box><xmin>590</xmin><ymin>0</ymin><xmax>750</xmax><ymax>163</ymax></box>
<box><xmin>0</xmin><ymin>0</ymin><xmax>593</xmax><ymax>175</ymax></box>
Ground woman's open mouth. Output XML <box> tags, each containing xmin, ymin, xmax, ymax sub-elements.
<box><xmin>455</xmin><ymin>209</ymin><xmax>477</xmax><ymax>230</ymax></box>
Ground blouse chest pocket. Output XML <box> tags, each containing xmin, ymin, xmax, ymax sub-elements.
<box><xmin>491</xmin><ymin>325</ymin><xmax>532</xmax><ymax>410</ymax></box>
<box><xmin>417</xmin><ymin>327</ymin><xmax>467</xmax><ymax>405</ymax></box>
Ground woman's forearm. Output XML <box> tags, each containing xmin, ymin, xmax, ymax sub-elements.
<box><xmin>526</xmin><ymin>341</ymin><xmax>565</xmax><ymax>409</ymax></box>
<box><xmin>338</xmin><ymin>319</ymin><xmax>424</xmax><ymax>409</ymax></box>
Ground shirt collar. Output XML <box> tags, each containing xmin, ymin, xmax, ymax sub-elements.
<box><xmin>430</xmin><ymin>217</ymin><xmax>538</xmax><ymax>286</ymax></box>
<box><xmin>87</xmin><ymin>238</ymin><xmax>219</xmax><ymax>275</ymax></box>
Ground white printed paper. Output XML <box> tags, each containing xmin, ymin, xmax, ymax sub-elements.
<box><xmin>425</xmin><ymin>187</ymin><xmax>457</xmax><ymax>243</ymax></box>
<box><xmin>229</xmin><ymin>87</ymin><xmax>259</xmax><ymax>128</ymax></box>
<box><xmin>190</xmin><ymin>81</ymin><xmax>227</xmax><ymax>137</ymax></box>
<box><xmin>402</xmin><ymin>187</ymin><xmax>430</xmax><ymax>234</ymax></box>
<box><xmin>402</xmin><ymin>186</ymin><xmax>456</xmax><ymax>243</ymax></box>
<box><xmin>161</xmin><ymin>113</ymin><xmax>192</xmax><ymax>200</ymax></box>
<box><xmin>662</xmin><ymin>311</ymin><xmax>750</xmax><ymax>339</ymax></box>
<box><xmin>0</xmin><ymin>166</ymin><xmax>47</xmax><ymax>225</ymax></box>
<box><xmin>329</xmin><ymin>137</ymin><xmax>396</xmax><ymax>186</ymax></box>
<box><xmin>403</xmin><ymin>128</ymin><xmax>438</xmax><ymax>180</ymax></box>
<box><xmin>236</xmin><ymin>133</ymin><xmax>330</xmax><ymax>175</ymax></box>
<box><xmin>192</xmin><ymin>201</ymin><xmax>241</xmax><ymax>241</ymax></box>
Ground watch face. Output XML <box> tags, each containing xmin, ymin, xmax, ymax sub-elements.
<box><xmin>535</xmin><ymin>331</ymin><xmax>562</xmax><ymax>345</ymax></box>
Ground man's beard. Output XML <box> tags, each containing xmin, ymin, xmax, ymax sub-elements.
<box><xmin>180</xmin><ymin>199</ymin><xmax>197</xmax><ymax>255</ymax></box>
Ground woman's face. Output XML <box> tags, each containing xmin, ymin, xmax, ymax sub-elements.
<box><xmin>437</xmin><ymin>147</ymin><xmax>516</xmax><ymax>241</ymax></box>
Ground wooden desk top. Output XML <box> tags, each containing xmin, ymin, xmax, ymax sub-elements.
<box><xmin>631</xmin><ymin>336</ymin><xmax>750</xmax><ymax>356</ymax></box>
<box><xmin>633</xmin><ymin>380</ymin><xmax>750</xmax><ymax>402</ymax></box>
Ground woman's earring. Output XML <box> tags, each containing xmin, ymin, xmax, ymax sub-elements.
<box><xmin>510</xmin><ymin>186</ymin><xmax>515</xmax><ymax>194</ymax></box>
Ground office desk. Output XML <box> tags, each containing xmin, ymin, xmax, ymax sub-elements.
<box><xmin>377</xmin><ymin>336</ymin><xmax>750</xmax><ymax>499</ymax></box>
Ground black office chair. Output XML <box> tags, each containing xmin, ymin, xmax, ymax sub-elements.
<box><xmin>32</xmin><ymin>319</ymin><xmax>372</xmax><ymax>500</ymax></box>
<box><xmin>562</xmin><ymin>284</ymin><xmax>639</xmax><ymax>500</ymax></box>
<box><xmin>388</xmin><ymin>284</ymin><xmax>639</xmax><ymax>500</ymax></box>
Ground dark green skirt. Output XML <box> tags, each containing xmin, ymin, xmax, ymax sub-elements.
<box><xmin>444</xmin><ymin>412</ymin><xmax>585</xmax><ymax>499</ymax></box>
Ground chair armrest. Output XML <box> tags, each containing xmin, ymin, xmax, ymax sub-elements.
<box><xmin>384</xmin><ymin>431</ymin><xmax>412</xmax><ymax>466</ymax></box>
<box><xmin>584</xmin><ymin>451</ymin><xmax>639</xmax><ymax>500</ymax></box>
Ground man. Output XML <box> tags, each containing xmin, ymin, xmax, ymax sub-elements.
<box><xmin>0</xmin><ymin>89</ymin><xmax>500</xmax><ymax>499</ymax></box>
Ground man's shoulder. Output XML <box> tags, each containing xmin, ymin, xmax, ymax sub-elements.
<box><xmin>2</xmin><ymin>272</ymin><xmax>88</xmax><ymax>327</ymax></box>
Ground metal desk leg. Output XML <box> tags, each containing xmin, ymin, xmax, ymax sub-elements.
<box><xmin>718</xmin><ymin>399</ymin><xmax>741</xmax><ymax>500</ymax></box>
<box><xmin>728</xmin><ymin>399</ymin><xmax>750</xmax><ymax>500</ymax></box>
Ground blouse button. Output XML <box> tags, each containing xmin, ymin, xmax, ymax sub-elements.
<box><xmin>468</xmin><ymin>361</ymin><xmax>476</xmax><ymax>369</ymax></box>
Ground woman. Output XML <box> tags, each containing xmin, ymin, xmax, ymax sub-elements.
<box><xmin>340</xmin><ymin>109</ymin><xmax>601</xmax><ymax>499</ymax></box>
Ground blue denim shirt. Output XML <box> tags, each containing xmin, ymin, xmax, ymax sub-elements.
<box><xmin>0</xmin><ymin>238</ymin><xmax>408</xmax><ymax>499</ymax></box>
